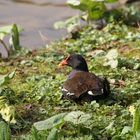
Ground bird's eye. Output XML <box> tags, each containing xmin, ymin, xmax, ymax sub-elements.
<box><xmin>68</xmin><ymin>57</ymin><xmax>72</xmax><ymax>61</ymax></box>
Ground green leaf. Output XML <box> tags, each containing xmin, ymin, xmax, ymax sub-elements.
<box><xmin>0</xmin><ymin>32</ymin><xmax>7</xmax><ymax>40</ymax></box>
<box><xmin>67</xmin><ymin>0</ymin><xmax>80</xmax><ymax>6</ymax></box>
<box><xmin>121</xmin><ymin>126</ymin><xmax>132</xmax><ymax>135</ymax></box>
<box><xmin>67</xmin><ymin>0</ymin><xmax>88</xmax><ymax>11</ymax></box>
<box><xmin>105</xmin><ymin>0</ymin><xmax>118</xmax><ymax>3</ymax></box>
<box><xmin>34</xmin><ymin>113</ymin><xmax>66</xmax><ymax>130</ymax></box>
<box><xmin>105</xmin><ymin>121</ymin><xmax>114</xmax><ymax>130</ymax></box>
<box><xmin>30</xmin><ymin>127</ymin><xmax>39</xmax><ymax>140</ymax></box>
<box><xmin>132</xmin><ymin>131</ymin><xmax>140</xmax><ymax>140</ymax></box>
<box><xmin>47</xmin><ymin>128</ymin><xmax>58</xmax><ymax>140</ymax></box>
<box><xmin>0</xmin><ymin>71</ymin><xmax>15</xmax><ymax>86</ymax></box>
<box><xmin>0</xmin><ymin>104</ymin><xmax>16</xmax><ymax>123</ymax></box>
<box><xmin>104</xmin><ymin>49</ymin><xmax>118</xmax><ymax>68</ymax></box>
<box><xmin>90</xmin><ymin>101</ymin><xmax>100</xmax><ymax>108</ymax></box>
<box><xmin>0</xmin><ymin>121</ymin><xmax>11</xmax><ymax>140</ymax></box>
<box><xmin>10</xmin><ymin>24</ymin><xmax>21</xmax><ymax>50</ymax></box>
<box><xmin>79</xmin><ymin>0</ymin><xmax>93</xmax><ymax>11</ymax></box>
<box><xmin>54</xmin><ymin>16</ymin><xmax>80</xmax><ymax>33</ymax></box>
<box><xmin>0</xmin><ymin>26</ymin><xmax>11</xmax><ymax>40</ymax></box>
<box><xmin>67</xmin><ymin>0</ymin><xmax>106</xmax><ymax>20</ymax></box>
<box><xmin>54</xmin><ymin>21</ymin><xmax>66</xmax><ymax>29</ymax></box>
<box><xmin>88</xmin><ymin>2</ymin><xmax>106</xmax><ymax>20</ymax></box>
<box><xmin>133</xmin><ymin>107</ymin><xmax>140</xmax><ymax>134</ymax></box>
<box><xmin>0</xmin><ymin>96</ymin><xmax>7</xmax><ymax>109</ymax></box>
<box><xmin>0</xmin><ymin>24</ymin><xmax>23</xmax><ymax>40</ymax></box>
<box><xmin>8</xmin><ymin>71</ymin><xmax>15</xmax><ymax>79</ymax></box>
<box><xmin>64</xmin><ymin>111</ymin><xmax>91</xmax><ymax>125</ymax></box>
<box><xmin>104</xmin><ymin>59</ymin><xmax>118</xmax><ymax>68</ymax></box>
<box><xmin>106</xmin><ymin>49</ymin><xmax>118</xmax><ymax>60</ymax></box>
<box><xmin>0</xmin><ymin>25</ymin><xmax>13</xmax><ymax>34</ymax></box>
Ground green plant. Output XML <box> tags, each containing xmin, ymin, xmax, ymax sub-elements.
<box><xmin>0</xmin><ymin>104</ymin><xmax>16</xmax><ymax>124</ymax></box>
<box><xmin>132</xmin><ymin>107</ymin><xmax>140</xmax><ymax>133</ymax></box>
<box><xmin>0</xmin><ymin>89</ymin><xmax>16</xmax><ymax>124</ymax></box>
<box><xmin>33</xmin><ymin>111</ymin><xmax>92</xmax><ymax>139</ymax></box>
<box><xmin>0</xmin><ymin>121</ymin><xmax>11</xmax><ymax>140</ymax></box>
<box><xmin>130</xmin><ymin>106</ymin><xmax>140</xmax><ymax>140</ymax></box>
<box><xmin>67</xmin><ymin>0</ymin><xmax>118</xmax><ymax>21</ymax></box>
<box><xmin>54</xmin><ymin>16</ymin><xmax>80</xmax><ymax>33</ymax></box>
<box><xmin>0</xmin><ymin>16</ymin><xmax>140</xmax><ymax>139</ymax></box>
<box><xmin>104</xmin><ymin>49</ymin><xmax>118</xmax><ymax>68</ymax></box>
<box><xmin>34</xmin><ymin>113</ymin><xmax>66</xmax><ymax>131</ymax></box>
<box><xmin>0</xmin><ymin>71</ymin><xmax>15</xmax><ymax>86</ymax></box>
<box><xmin>54</xmin><ymin>0</ymin><xmax>119</xmax><ymax>34</ymax></box>
<box><xmin>0</xmin><ymin>24</ymin><xmax>23</xmax><ymax>56</ymax></box>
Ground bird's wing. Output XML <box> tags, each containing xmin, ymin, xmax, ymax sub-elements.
<box><xmin>62</xmin><ymin>72</ymin><xmax>104</xmax><ymax>98</ymax></box>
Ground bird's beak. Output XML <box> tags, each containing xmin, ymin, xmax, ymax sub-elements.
<box><xmin>58</xmin><ymin>59</ymin><xmax>68</xmax><ymax>68</ymax></box>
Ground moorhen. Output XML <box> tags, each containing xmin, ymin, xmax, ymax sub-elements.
<box><xmin>59</xmin><ymin>54</ymin><xmax>110</xmax><ymax>102</ymax></box>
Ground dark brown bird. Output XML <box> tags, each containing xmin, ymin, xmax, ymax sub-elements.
<box><xmin>59</xmin><ymin>54</ymin><xmax>110</xmax><ymax>102</ymax></box>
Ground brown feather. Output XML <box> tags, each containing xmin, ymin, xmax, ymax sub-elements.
<box><xmin>63</xmin><ymin>71</ymin><xmax>104</xmax><ymax>98</ymax></box>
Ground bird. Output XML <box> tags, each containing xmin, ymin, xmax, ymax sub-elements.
<box><xmin>58</xmin><ymin>54</ymin><xmax>110</xmax><ymax>103</ymax></box>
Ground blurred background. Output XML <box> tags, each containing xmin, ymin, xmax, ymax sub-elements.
<box><xmin>0</xmin><ymin>0</ymin><xmax>139</xmax><ymax>56</ymax></box>
<box><xmin>0</xmin><ymin>0</ymin><xmax>78</xmax><ymax>56</ymax></box>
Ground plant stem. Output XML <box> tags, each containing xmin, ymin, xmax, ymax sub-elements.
<box><xmin>0</xmin><ymin>39</ymin><xmax>10</xmax><ymax>56</ymax></box>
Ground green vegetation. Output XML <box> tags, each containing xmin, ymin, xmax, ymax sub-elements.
<box><xmin>54</xmin><ymin>0</ymin><xmax>120</xmax><ymax>32</ymax></box>
<box><xmin>67</xmin><ymin>0</ymin><xmax>117</xmax><ymax>20</ymax></box>
<box><xmin>0</xmin><ymin>24</ymin><xmax>28</xmax><ymax>57</ymax></box>
<box><xmin>0</xmin><ymin>1</ymin><xmax>140</xmax><ymax>140</ymax></box>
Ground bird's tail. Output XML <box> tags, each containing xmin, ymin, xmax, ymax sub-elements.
<box><xmin>103</xmin><ymin>78</ymin><xmax>110</xmax><ymax>97</ymax></box>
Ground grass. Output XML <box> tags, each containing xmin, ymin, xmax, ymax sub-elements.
<box><xmin>0</xmin><ymin>21</ymin><xmax>140</xmax><ymax>139</ymax></box>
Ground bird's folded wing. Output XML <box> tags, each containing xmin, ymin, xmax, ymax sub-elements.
<box><xmin>63</xmin><ymin>72</ymin><xmax>104</xmax><ymax>97</ymax></box>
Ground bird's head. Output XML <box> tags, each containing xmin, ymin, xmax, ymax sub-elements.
<box><xmin>58</xmin><ymin>54</ymin><xmax>89</xmax><ymax>72</ymax></box>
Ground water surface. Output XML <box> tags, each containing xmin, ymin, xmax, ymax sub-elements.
<box><xmin>0</xmin><ymin>0</ymin><xmax>78</xmax><ymax>56</ymax></box>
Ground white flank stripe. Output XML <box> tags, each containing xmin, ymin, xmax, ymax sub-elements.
<box><xmin>62</xmin><ymin>88</ymin><xmax>68</xmax><ymax>92</ymax></box>
<box><xmin>101</xmin><ymin>88</ymin><xmax>104</xmax><ymax>93</ymax></box>
<box><xmin>67</xmin><ymin>92</ymin><xmax>75</xmax><ymax>96</ymax></box>
<box><xmin>88</xmin><ymin>91</ymin><xmax>94</xmax><ymax>95</ymax></box>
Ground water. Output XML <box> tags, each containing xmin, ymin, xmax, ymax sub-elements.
<box><xmin>0</xmin><ymin>0</ymin><xmax>78</xmax><ymax>56</ymax></box>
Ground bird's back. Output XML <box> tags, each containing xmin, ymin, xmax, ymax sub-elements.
<box><xmin>61</xmin><ymin>71</ymin><xmax>110</xmax><ymax>102</ymax></box>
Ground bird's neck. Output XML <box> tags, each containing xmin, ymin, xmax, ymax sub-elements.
<box><xmin>68</xmin><ymin>69</ymin><xmax>88</xmax><ymax>79</ymax></box>
<box><xmin>75</xmin><ymin>63</ymin><xmax>89</xmax><ymax>72</ymax></box>
<box><xmin>75</xmin><ymin>67</ymin><xmax>89</xmax><ymax>72</ymax></box>
<box><xmin>68</xmin><ymin>70</ymin><xmax>78</xmax><ymax>79</ymax></box>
